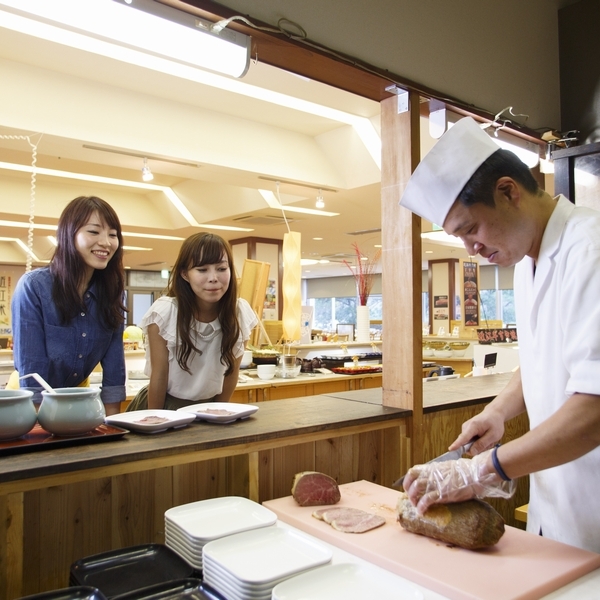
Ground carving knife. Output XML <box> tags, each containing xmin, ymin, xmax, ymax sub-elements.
<box><xmin>392</xmin><ymin>438</ymin><xmax>477</xmax><ymax>489</ymax></box>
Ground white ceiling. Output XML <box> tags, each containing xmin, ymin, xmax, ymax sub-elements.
<box><xmin>0</xmin><ymin>2</ymin><xmax>480</xmax><ymax>278</ymax></box>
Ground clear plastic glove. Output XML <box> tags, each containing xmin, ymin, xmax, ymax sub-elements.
<box><xmin>403</xmin><ymin>449</ymin><xmax>516</xmax><ymax>515</ymax></box>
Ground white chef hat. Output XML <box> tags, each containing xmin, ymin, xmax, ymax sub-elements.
<box><xmin>399</xmin><ymin>117</ymin><xmax>499</xmax><ymax>226</ymax></box>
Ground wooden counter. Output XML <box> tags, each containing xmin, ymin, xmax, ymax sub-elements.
<box><xmin>0</xmin><ymin>374</ymin><xmax>527</xmax><ymax>598</ymax></box>
<box><xmin>0</xmin><ymin>395</ymin><xmax>407</xmax><ymax>598</ymax></box>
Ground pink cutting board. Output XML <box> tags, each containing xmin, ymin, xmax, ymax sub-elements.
<box><xmin>263</xmin><ymin>481</ymin><xmax>600</xmax><ymax>600</ymax></box>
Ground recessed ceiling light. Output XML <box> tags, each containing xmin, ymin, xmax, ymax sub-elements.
<box><xmin>313</xmin><ymin>237</ymin><xmax>323</xmax><ymax>241</ymax></box>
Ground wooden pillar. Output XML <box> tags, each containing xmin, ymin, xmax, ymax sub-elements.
<box><xmin>381</xmin><ymin>91</ymin><xmax>424</xmax><ymax>468</ymax></box>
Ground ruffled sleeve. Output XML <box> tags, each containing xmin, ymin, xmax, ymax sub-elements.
<box><xmin>140</xmin><ymin>296</ymin><xmax>179</xmax><ymax>346</ymax></box>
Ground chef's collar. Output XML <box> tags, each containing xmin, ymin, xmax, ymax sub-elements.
<box><xmin>399</xmin><ymin>117</ymin><xmax>499</xmax><ymax>227</ymax></box>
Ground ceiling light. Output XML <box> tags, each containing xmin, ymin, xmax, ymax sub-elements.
<box><xmin>315</xmin><ymin>189</ymin><xmax>325</xmax><ymax>209</ymax></box>
<box><xmin>141</xmin><ymin>157</ymin><xmax>153</xmax><ymax>182</ymax></box>
<box><xmin>258</xmin><ymin>190</ymin><xmax>338</xmax><ymax>217</ymax></box>
<box><xmin>0</xmin><ymin>0</ymin><xmax>251</xmax><ymax>78</ymax></box>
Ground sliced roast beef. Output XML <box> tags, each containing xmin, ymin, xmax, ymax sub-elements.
<box><xmin>312</xmin><ymin>506</ymin><xmax>385</xmax><ymax>533</ymax></box>
<box><xmin>291</xmin><ymin>471</ymin><xmax>341</xmax><ymax>507</ymax></box>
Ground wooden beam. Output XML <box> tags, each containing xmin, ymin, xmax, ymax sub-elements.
<box><xmin>381</xmin><ymin>91</ymin><xmax>424</xmax><ymax>466</ymax></box>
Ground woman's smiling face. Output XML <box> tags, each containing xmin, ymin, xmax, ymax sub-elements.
<box><xmin>181</xmin><ymin>255</ymin><xmax>231</xmax><ymax>307</ymax></box>
<box><xmin>74</xmin><ymin>210</ymin><xmax>119</xmax><ymax>272</ymax></box>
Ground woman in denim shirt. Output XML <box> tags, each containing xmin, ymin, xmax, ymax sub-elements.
<box><xmin>11</xmin><ymin>196</ymin><xmax>126</xmax><ymax>415</ymax></box>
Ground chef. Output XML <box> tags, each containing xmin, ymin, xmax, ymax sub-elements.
<box><xmin>400</xmin><ymin>117</ymin><xmax>600</xmax><ymax>553</ymax></box>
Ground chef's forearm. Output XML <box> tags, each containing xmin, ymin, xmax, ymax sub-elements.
<box><xmin>487</xmin><ymin>391</ymin><xmax>600</xmax><ymax>480</ymax></box>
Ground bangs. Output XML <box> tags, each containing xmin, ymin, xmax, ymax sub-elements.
<box><xmin>189</xmin><ymin>235</ymin><xmax>228</xmax><ymax>268</ymax></box>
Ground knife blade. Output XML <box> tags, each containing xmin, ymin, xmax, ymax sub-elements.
<box><xmin>391</xmin><ymin>438</ymin><xmax>477</xmax><ymax>489</ymax></box>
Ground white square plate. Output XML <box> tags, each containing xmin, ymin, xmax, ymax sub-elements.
<box><xmin>202</xmin><ymin>527</ymin><xmax>332</xmax><ymax>584</ymax></box>
<box><xmin>272</xmin><ymin>562</ymin><xmax>424</xmax><ymax>600</ymax></box>
<box><xmin>177</xmin><ymin>402</ymin><xmax>259</xmax><ymax>424</ymax></box>
<box><xmin>164</xmin><ymin>496</ymin><xmax>276</xmax><ymax>541</ymax></box>
<box><xmin>105</xmin><ymin>409</ymin><xmax>195</xmax><ymax>433</ymax></box>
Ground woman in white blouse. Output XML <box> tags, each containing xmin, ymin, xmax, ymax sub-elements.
<box><xmin>127</xmin><ymin>233</ymin><xmax>258</xmax><ymax>411</ymax></box>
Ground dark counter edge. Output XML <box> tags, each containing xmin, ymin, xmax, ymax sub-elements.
<box><xmin>0</xmin><ymin>396</ymin><xmax>409</xmax><ymax>484</ymax></box>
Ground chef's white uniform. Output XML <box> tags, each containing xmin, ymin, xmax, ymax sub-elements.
<box><xmin>514</xmin><ymin>195</ymin><xmax>600</xmax><ymax>552</ymax></box>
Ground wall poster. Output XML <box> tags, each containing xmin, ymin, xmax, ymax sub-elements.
<box><xmin>433</xmin><ymin>294</ymin><xmax>449</xmax><ymax>320</ymax></box>
<box><xmin>462</xmin><ymin>261</ymin><xmax>479</xmax><ymax>327</ymax></box>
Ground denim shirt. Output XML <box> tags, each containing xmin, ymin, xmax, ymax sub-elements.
<box><xmin>11</xmin><ymin>267</ymin><xmax>126</xmax><ymax>404</ymax></box>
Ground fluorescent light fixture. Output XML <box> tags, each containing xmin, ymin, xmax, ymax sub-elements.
<box><xmin>122</xmin><ymin>245</ymin><xmax>152</xmax><ymax>251</ymax></box>
<box><xmin>0</xmin><ymin>0</ymin><xmax>251</xmax><ymax>78</ymax></box>
<box><xmin>1</xmin><ymin>219</ymin><xmax>186</xmax><ymax>241</ymax></box>
<box><xmin>421</xmin><ymin>230</ymin><xmax>465</xmax><ymax>247</ymax></box>
<box><xmin>493</xmin><ymin>136</ymin><xmax>540</xmax><ymax>168</ymax></box>
<box><xmin>0</xmin><ymin>236</ymin><xmax>41</xmax><ymax>261</ymax></box>
<box><xmin>259</xmin><ymin>189</ymin><xmax>339</xmax><ymax>216</ymax></box>
<box><xmin>0</xmin><ymin>161</ymin><xmax>253</xmax><ymax>232</ymax></box>
<box><xmin>0</xmin><ymin>1</ymin><xmax>380</xmax><ymax>168</ymax></box>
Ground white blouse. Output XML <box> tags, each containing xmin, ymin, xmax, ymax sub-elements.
<box><xmin>140</xmin><ymin>297</ymin><xmax>258</xmax><ymax>401</ymax></box>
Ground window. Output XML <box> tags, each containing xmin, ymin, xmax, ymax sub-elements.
<box><xmin>308</xmin><ymin>294</ymin><xmax>382</xmax><ymax>333</ymax></box>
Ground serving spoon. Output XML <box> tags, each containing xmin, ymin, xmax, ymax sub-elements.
<box><xmin>19</xmin><ymin>373</ymin><xmax>55</xmax><ymax>393</ymax></box>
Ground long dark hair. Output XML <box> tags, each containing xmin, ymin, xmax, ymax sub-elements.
<box><xmin>50</xmin><ymin>196</ymin><xmax>125</xmax><ymax>329</ymax></box>
<box><xmin>168</xmin><ymin>233</ymin><xmax>240</xmax><ymax>375</ymax></box>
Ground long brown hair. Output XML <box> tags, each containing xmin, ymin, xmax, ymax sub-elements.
<box><xmin>49</xmin><ymin>196</ymin><xmax>125</xmax><ymax>328</ymax></box>
<box><xmin>168</xmin><ymin>233</ymin><xmax>240</xmax><ymax>375</ymax></box>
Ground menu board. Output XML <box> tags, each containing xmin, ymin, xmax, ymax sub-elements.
<box><xmin>462</xmin><ymin>260</ymin><xmax>479</xmax><ymax>327</ymax></box>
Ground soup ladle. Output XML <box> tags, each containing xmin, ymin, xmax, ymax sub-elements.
<box><xmin>19</xmin><ymin>373</ymin><xmax>56</xmax><ymax>393</ymax></box>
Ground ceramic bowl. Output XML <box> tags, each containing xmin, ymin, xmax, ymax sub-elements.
<box><xmin>0</xmin><ymin>389</ymin><xmax>37</xmax><ymax>441</ymax></box>
<box><xmin>449</xmin><ymin>342</ymin><xmax>469</xmax><ymax>357</ymax></box>
<box><xmin>427</xmin><ymin>340</ymin><xmax>447</xmax><ymax>351</ymax></box>
<box><xmin>38</xmin><ymin>387</ymin><xmax>105</xmax><ymax>436</ymax></box>
<box><xmin>434</xmin><ymin>349</ymin><xmax>453</xmax><ymax>358</ymax></box>
<box><xmin>256</xmin><ymin>365</ymin><xmax>276</xmax><ymax>380</ymax></box>
<box><xmin>240</xmin><ymin>349</ymin><xmax>253</xmax><ymax>369</ymax></box>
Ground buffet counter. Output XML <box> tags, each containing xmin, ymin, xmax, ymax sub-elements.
<box><xmin>0</xmin><ymin>394</ymin><xmax>406</xmax><ymax>598</ymax></box>
<box><xmin>1</xmin><ymin>374</ymin><xmax>529</xmax><ymax>598</ymax></box>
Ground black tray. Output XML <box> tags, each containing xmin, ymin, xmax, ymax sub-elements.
<box><xmin>0</xmin><ymin>423</ymin><xmax>128</xmax><ymax>457</ymax></box>
<box><xmin>19</xmin><ymin>587</ymin><xmax>107</xmax><ymax>600</ymax></box>
<box><xmin>70</xmin><ymin>544</ymin><xmax>196</xmax><ymax>599</ymax></box>
<box><xmin>112</xmin><ymin>579</ymin><xmax>225</xmax><ymax>600</ymax></box>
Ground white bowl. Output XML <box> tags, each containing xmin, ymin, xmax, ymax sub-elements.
<box><xmin>434</xmin><ymin>349</ymin><xmax>453</xmax><ymax>358</ymax></box>
<box><xmin>0</xmin><ymin>389</ymin><xmax>37</xmax><ymax>441</ymax></box>
<box><xmin>452</xmin><ymin>349</ymin><xmax>466</xmax><ymax>357</ymax></box>
<box><xmin>256</xmin><ymin>365</ymin><xmax>276</xmax><ymax>380</ymax></box>
<box><xmin>38</xmin><ymin>387</ymin><xmax>105</xmax><ymax>436</ymax></box>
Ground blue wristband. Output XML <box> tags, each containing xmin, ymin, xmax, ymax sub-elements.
<box><xmin>491</xmin><ymin>444</ymin><xmax>511</xmax><ymax>481</ymax></box>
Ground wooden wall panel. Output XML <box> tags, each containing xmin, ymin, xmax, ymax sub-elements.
<box><xmin>23</xmin><ymin>480</ymin><xmax>113</xmax><ymax>595</ymax></box>
<box><xmin>422</xmin><ymin>405</ymin><xmax>530</xmax><ymax>529</ymax></box>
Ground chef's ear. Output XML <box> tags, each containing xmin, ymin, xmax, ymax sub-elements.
<box><xmin>495</xmin><ymin>177</ymin><xmax>520</xmax><ymax>205</ymax></box>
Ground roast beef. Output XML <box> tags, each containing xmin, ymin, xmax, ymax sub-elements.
<box><xmin>291</xmin><ymin>471</ymin><xmax>341</xmax><ymax>507</ymax></box>
<box><xmin>396</xmin><ymin>493</ymin><xmax>505</xmax><ymax>549</ymax></box>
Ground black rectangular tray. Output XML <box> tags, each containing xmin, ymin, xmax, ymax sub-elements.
<box><xmin>70</xmin><ymin>544</ymin><xmax>196</xmax><ymax>599</ymax></box>
<box><xmin>0</xmin><ymin>423</ymin><xmax>128</xmax><ymax>457</ymax></box>
<box><xmin>112</xmin><ymin>579</ymin><xmax>225</xmax><ymax>600</ymax></box>
<box><xmin>19</xmin><ymin>587</ymin><xmax>107</xmax><ymax>600</ymax></box>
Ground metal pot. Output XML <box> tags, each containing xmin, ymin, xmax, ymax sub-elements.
<box><xmin>427</xmin><ymin>365</ymin><xmax>455</xmax><ymax>377</ymax></box>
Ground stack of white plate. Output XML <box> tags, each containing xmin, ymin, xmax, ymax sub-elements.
<box><xmin>164</xmin><ymin>496</ymin><xmax>277</xmax><ymax>571</ymax></box>
<box><xmin>202</xmin><ymin>526</ymin><xmax>333</xmax><ymax>600</ymax></box>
